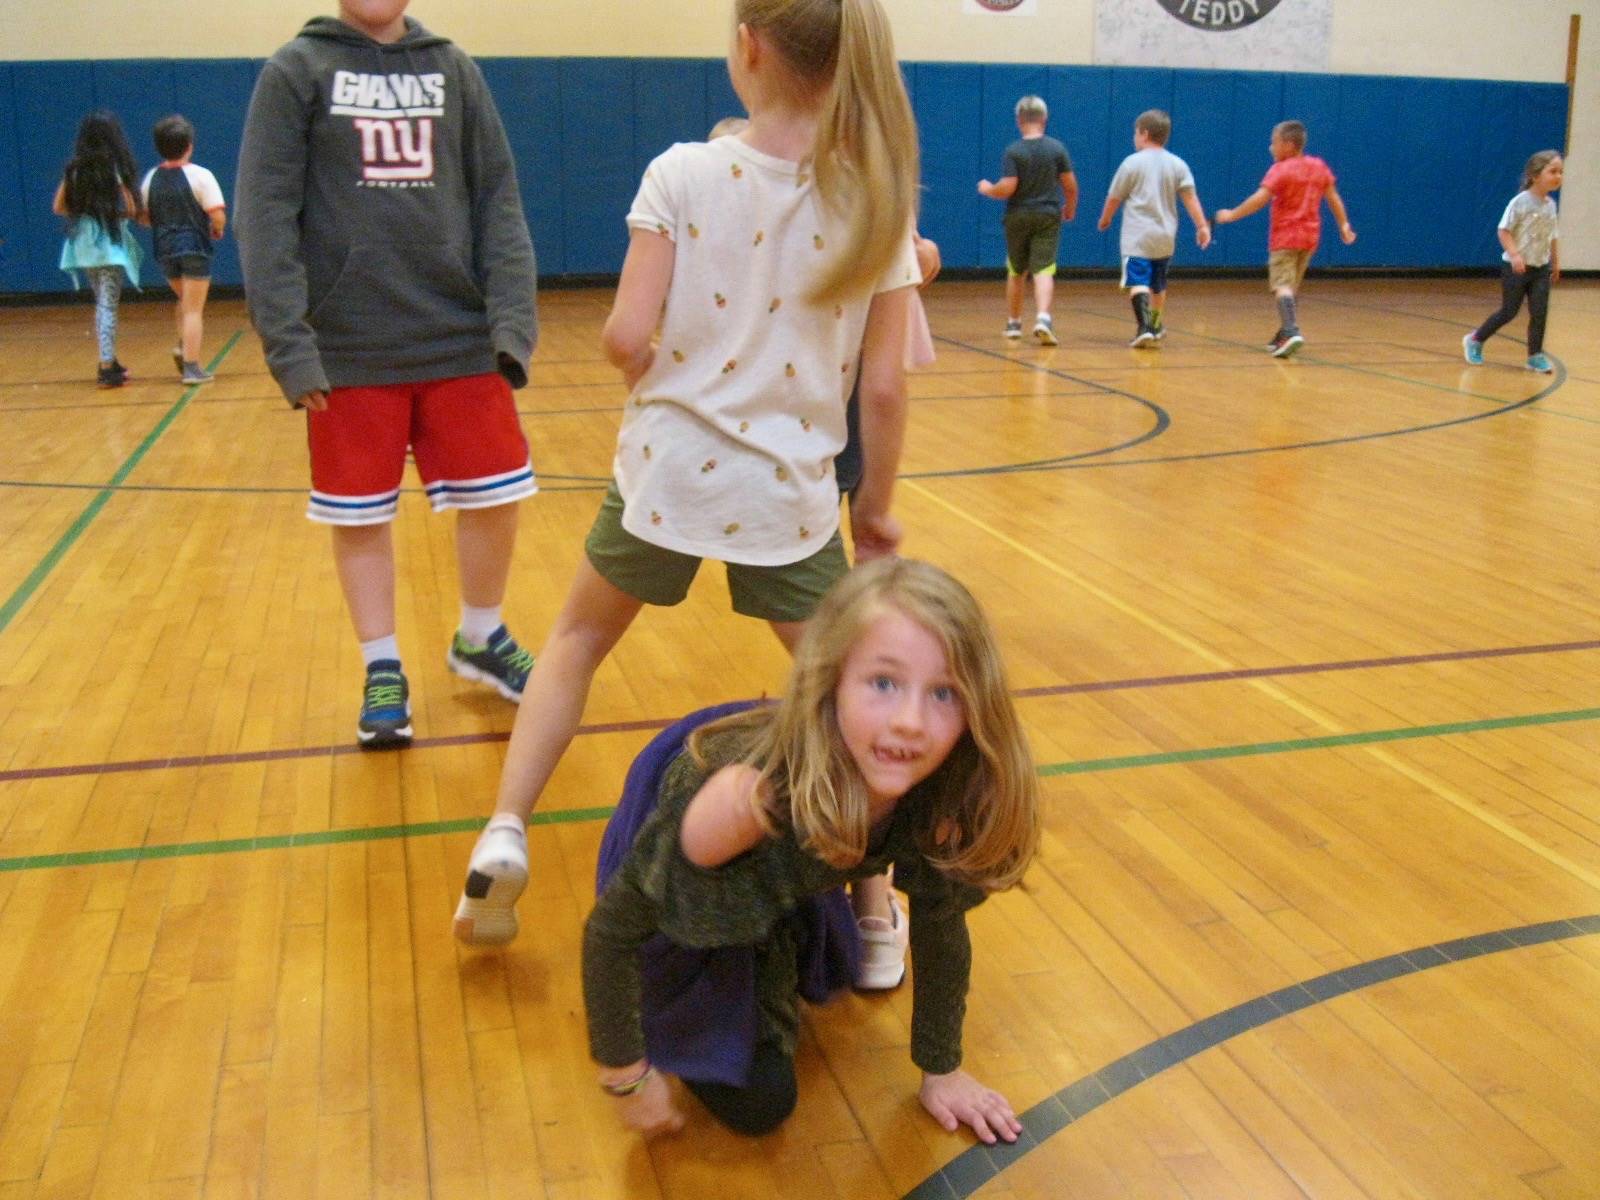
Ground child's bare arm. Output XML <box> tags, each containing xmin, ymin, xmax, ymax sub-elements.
<box><xmin>1097</xmin><ymin>193</ymin><xmax>1121</xmax><ymax>232</ymax></box>
<box><xmin>851</xmin><ymin>285</ymin><xmax>912</xmax><ymax>562</ymax></box>
<box><xmin>1215</xmin><ymin>186</ymin><xmax>1270</xmax><ymax>224</ymax></box>
<box><xmin>977</xmin><ymin>175</ymin><xmax>1018</xmax><ymax>200</ymax></box>
<box><xmin>1324</xmin><ymin>185</ymin><xmax>1356</xmax><ymax>243</ymax></box>
<box><xmin>1551</xmin><ymin>237</ymin><xmax>1560</xmax><ymax>283</ymax></box>
<box><xmin>1180</xmin><ymin>187</ymin><xmax>1212</xmax><ymax>248</ymax></box>
<box><xmin>51</xmin><ymin>182</ymin><xmax>67</xmax><ymax>217</ymax></box>
<box><xmin>209</xmin><ymin>207</ymin><xmax>227</xmax><ymax>240</ymax></box>
<box><xmin>600</xmin><ymin>228</ymin><xmax>675</xmax><ymax>388</ymax></box>
<box><xmin>1059</xmin><ymin>170</ymin><xmax>1079</xmax><ymax>221</ymax></box>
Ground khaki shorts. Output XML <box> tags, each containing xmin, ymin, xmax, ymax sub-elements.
<box><xmin>584</xmin><ymin>482</ymin><xmax>848</xmax><ymax>623</ymax></box>
<box><xmin>1268</xmin><ymin>248</ymin><xmax>1313</xmax><ymax>292</ymax></box>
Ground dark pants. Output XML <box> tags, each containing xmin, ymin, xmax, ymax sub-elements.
<box><xmin>682</xmin><ymin>1040</ymin><xmax>797</xmax><ymax>1136</ymax></box>
<box><xmin>1474</xmin><ymin>262</ymin><xmax>1551</xmax><ymax>355</ymax></box>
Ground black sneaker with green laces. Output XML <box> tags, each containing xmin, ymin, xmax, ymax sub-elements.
<box><xmin>358</xmin><ymin>660</ymin><xmax>412</xmax><ymax>749</ymax></box>
<box><xmin>446</xmin><ymin>625</ymin><xmax>534</xmax><ymax>702</ymax></box>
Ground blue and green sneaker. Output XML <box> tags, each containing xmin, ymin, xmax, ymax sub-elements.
<box><xmin>358</xmin><ymin>660</ymin><xmax>412</xmax><ymax>749</ymax></box>
<box><xmin>447</xmin><ymin>625</ymin><xmax>534</xmax><ymax>701</ymax></box>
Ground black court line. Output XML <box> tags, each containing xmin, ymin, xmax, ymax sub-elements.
<box><xmin>901</xmin><ymin>914</ymin><xmax>1600</xmax><ymax>1200</ymax></box>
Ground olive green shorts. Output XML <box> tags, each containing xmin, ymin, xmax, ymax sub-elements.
<box><xmin>1003</xmin><ymin>208</ymin><xmax>1062</xmax><ymax>278</ymax></box>
<box><xmin>584</xmin><ymin>482</ymin><xmax>848</xmax><ymax>623</ymax></box>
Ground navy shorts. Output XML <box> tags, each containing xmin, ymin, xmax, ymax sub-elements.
<box><xmin>161</xmin><ymin>253</ymin><xmax>212</xmax><ymax>281</ymax></box>
<box><xmin>1120</xmin><ymin>256</ymin><xmax>1170</xmax><ymax>293</ymax></box>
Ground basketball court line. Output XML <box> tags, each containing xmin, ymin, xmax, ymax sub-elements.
<box><xmin>2</xmin><ymin>702</ymin><xmax>1596</xmax><ymax>874</ymax></box>
<box><xmin>903</xmin><ymin>479</ymin><xmax>1600</xmax><ymax>897</ymax></box>
<box><xmin>0</xmin><ymin>331</ymin><xmax>242</xmax><ymax>637</ymax></box>
<box><xmin>5</xmin><ymin>637</ymin><xmax>1593</xmax><ymax>787</ymax></box>
<box><xmin>900</xmin><ymin>913</ymin><xmax>1600</xmax><ymax>1200</ymax></box>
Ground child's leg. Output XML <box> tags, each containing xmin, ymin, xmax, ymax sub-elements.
<box><xmin>1472</xmin><ymin>265</ymin><xmax>1531</xmax><ymax>345</ymax></box>
<box><xmin>1523</xmin><ymin>267</ymin><xmax>1551</xmax><ymax>356</ymax></box>
<box><xmin>682</xmin><ymin>1041</ymin><xmax>797</xmax><ymax>1137</ymax></box>
<box><xmin>456</xmin><ymin>502</ymin><xmax>518</xmax><ymax>609</ymax></box>
<box><xmin>1032</xmin><ymin>270</ymin><xmax>1054</xmax><ymax>320</ymax></box>
<box><xmin>88</xmin><ymin>267</ymin><xmax>121</xmax><ymax>367</ymax></box>
<box><xmin>488</xmin><ymin>559</ymin><xmax>643</xmax><ymax>823</ymax></box>
<box><xmin>1005</xmin><ymin>273</ymin><xmax>1025</xmax><ymax>321</ymax></box>
<box><xmin>330</xmin><ymin>523</ymin><xmax>397</xmax><ymax>642</ymax></box>
<box><xmin>177</xmin><ymin>276</ymin><xmax>211</xmax><ymax>364</ymax></box>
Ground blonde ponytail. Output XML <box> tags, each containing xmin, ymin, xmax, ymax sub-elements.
<box><xmin>809</xmin><ymin>0</ymin><xmax>919</xmax><ymax>301</ymax></box>
<box><xmin>737</xmin><ymin>0</ymin><xmax>920</xmax><ymax>303</ymax></box>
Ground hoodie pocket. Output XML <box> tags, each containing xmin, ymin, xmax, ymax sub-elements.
<box><xmin>306</xmin><ymin>238</ymin><xmax>486</xmax><ymax>342</ymax></box>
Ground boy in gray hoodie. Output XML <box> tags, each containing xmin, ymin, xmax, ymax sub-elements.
<box><xmin>236</xmin><ymin>0</ymin><xmax>539</xmax><ymax>749</ymax></box>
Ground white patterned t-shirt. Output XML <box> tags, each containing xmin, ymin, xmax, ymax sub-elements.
<box><xmin>617</xmin><ymin>137</ymin><xmax>920</xmax><ymax>566</ymax></box>
<box><xmin>1498</xmin><ymin>190</ymin><xmax>1558</xmax><ymax>267</ymax></box>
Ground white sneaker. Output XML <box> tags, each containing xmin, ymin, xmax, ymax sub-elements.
<box><xmin>453</xmin><ymin>816</ymin><xmax>529</xmax><ymax>945</ymax></box>
<box><xmin>854</xmin><ymin>892</ymin><xmax>908</xmax><ymax>990</ymax></box>
<box><xmin>1032</xmin><ymin>316</ymin><xmax>1058</xmax><ymax>347</ymax></box>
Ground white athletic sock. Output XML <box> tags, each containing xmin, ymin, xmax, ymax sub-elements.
<box><xmin>459</xmin><ymin>604</ymin><xmax>502</xmax><ymax>646</ymax></box>
<box><xmin>360</xmin><ymin>634</ymin><xmax>401</xmax><ymax>668</ymax></box>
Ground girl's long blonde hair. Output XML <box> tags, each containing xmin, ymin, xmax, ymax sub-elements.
<box><xmin>736</xmin><ymin>0</ymin><xmax>920</xmax><ymax>304</ymax></box>
<box><xmin>689</xmin><ymin>559</ymin><xmax>1040</xmax><ymax>892</ymax></box>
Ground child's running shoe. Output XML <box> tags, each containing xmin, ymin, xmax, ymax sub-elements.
<box><xmin>1032</xmin><ymin>314</ymin><xmax>1058</xmax><ymax>346</ymax></box>
<box><xmin>96</xmin><ymin>364</ymin><xmax>125</xmax><ymax>389</ymax></box>
<box><xmin>854</xmin><ymin>892</ymin><xmax>909</xmax><ymax>990</ymax></box>
<box><xmin>1461</xmin><ymin>334</ymin><xmax>1484</xmax><ymax>365</ymax></box>
<box><xmin>447</xmin><ymin>624</ymin><xmax>534</xmax><ymax>701</ymax></box>
<box><xmin>1265</xmin><ymin>328</ymin><xmax>1287</xmax><ymax>352</ymax></box>
<box><xmin>454</xmin><ymin>816</ymin><xmax>529</xmax><ymax>945</ymax></box>
<box><xmin>357</xmin><ymin>660</ymin><xmax>412</xmax><ymax>749</ymax></box>
<box><xmin>180</xmin><ymin>362</ymin><xmax>214</xmax><ymax>384</ymax></box>
<box><xmin>1003</xmin><ymin>318</ymin><xmax>1023</xmax><ymax>340</ymax></box>
<box><xmin>1526</xmin><ymin>353</ymin><xmax>1553</xmax><ymax>374</ymax></box>
<box><xmin>172</xmin><ymin>345</ymin><xmax>184</xmax><ymax>375</ymax></box>
<box><xmin>1272</xmin><ymin>332</ymin><xmax>1304</xmax><ymax>358</ymax></box>
<box><xmin>1150</xmin><ymin>312</ymin><xmax>1166</xmax><ymax>341</ymax></box>
<box><xmin>1129</xmin><ymin>327</ymin><xmax>1157</xmax><ymax>348</ymax></box>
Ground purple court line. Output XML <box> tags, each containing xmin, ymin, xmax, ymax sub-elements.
<box><xmin>2</xmin><ymin>639</ymin><xmax>1596</xmax><ymax>786</ymax></box>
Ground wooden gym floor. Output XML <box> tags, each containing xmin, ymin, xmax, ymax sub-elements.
<box><xmin>0</xmin><ymin>276</ymin><xmax>1596</xmax><ymax>1199</ymax></box>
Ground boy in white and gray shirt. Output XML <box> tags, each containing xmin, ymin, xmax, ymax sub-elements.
<box><xmin>1098</xmin><ymin>110</ymin><xmax>1211</xmax><ymax>347</ymax></box>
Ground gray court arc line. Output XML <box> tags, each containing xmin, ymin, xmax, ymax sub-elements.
<box><xmin>914</xmin><ymin>338</ymin><xmax>1566</xmax><ymax>476</ymax></box>
<box><xmin>900</xmin><ymin>914</ymin><xmax>1600</xmax><ymax>1200</ymax></box>
<box><xmin>0</xmin><ymin>332</ymin><xmax>243</xmax><ymax>637</ymax></box>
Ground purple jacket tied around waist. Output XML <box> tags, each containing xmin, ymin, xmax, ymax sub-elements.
<box><xmin>594</xmin><ymin>701</ymin><xmax>861</xmax><ymax>1086</ymax></box>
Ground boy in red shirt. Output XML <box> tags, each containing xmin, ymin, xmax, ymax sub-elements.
<box><xmin>1216</xmin><ymin>120</ymin><xmax>1355</xmax><ymax>357</ymax></box>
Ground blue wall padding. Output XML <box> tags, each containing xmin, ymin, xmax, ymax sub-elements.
<box><xmin>0</xmin><ymin>55</ymin><xmax>1568</xmax><ymax>293</ymax></box>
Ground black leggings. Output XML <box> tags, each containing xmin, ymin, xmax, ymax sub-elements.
<box><xmin>682</xmin><ymin>1040</ymin><xmax>797</xmax><ymax>1136</ymax></box>
<box><xmin>1473</xmin><ymin>262</ymin><xmax>1551</xmax><ymax>355</ymax></box>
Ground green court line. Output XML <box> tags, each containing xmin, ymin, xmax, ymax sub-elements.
<box><xmin>1039</xmin><ymin>705</ymin><xmax>1600</xmax><ymax>776</ymax></box>
<box><xmin>2</xmin><ymin>705</ymin><xmax>1595</xmax><ymax>875</ymax></box>
<box><xmin>0</xmin><ymin>331</ymin><xmax>243</xmax><ymax>636</ymax></box>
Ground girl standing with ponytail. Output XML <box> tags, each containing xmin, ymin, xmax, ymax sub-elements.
<box><xmin>455</xmin><ymin>0</ymin><xmax>925</xmax><ymax>970</ymax></box>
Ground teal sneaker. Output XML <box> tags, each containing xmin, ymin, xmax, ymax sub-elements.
<box><xmin>1462</xmin><ymin>334</ymin><xmax>1484</xmax><ymax>365</ymax></box>
<box><xmin>1526</xmin><ymin>353</ymin><xmax>1553</xmax><ymax>374</ymax></box>
<box><xmin>358</xmin><ymin>660</ymin><xmax>412</xmax><ymax>749</ymax></box>
<box><xmin>447</xmin><ymin>625</ymin><xmax>533</xmax><ymax>701</ymax></box>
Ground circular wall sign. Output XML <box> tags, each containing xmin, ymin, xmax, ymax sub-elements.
<box><xmin>1156</xmin><ymin>0</ymin><xmax>1282</xmax><ymax>31</ymax></box>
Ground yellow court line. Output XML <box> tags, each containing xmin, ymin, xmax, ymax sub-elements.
<box><xmin>902</xmin><ymin>479</ymin><xmax>1600</xmax><ymax>895</ymax></box>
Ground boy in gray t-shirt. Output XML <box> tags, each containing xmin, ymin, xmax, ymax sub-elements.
<box><xmin>1097</xmin><ymin>110</ymin><xmax>1211</xmax><ymax>348</ymax></box>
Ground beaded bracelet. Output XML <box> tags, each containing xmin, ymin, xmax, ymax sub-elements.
<box><xmin>599</xmin><ymin>1064</ymin><xmax>656</xmax><ymax>1097</ymax></box>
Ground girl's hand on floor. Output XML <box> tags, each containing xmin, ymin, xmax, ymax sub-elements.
<box><xmin>919</xmin><ymin>1069</ymin><xmax>1022</xmax><ymax>1144</ymax></box>
<box><xmin>616</xmin><ymin>1069</ymin><xmax>685</xmax><ymax>1137</ymax></box>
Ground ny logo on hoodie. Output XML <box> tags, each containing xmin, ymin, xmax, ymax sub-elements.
<box><xmin>330</xmin><ymin>69</ymin><xmax>445</xmax><ymax>185</ymax></box>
